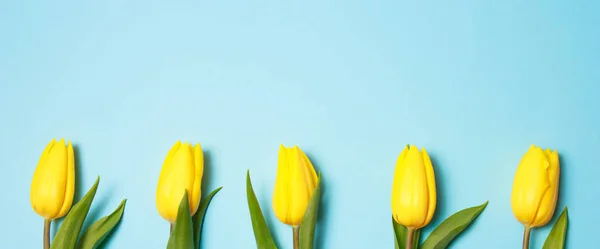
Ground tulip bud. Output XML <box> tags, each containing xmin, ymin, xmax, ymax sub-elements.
<box><xmin>391</xmin><ymin>145</ymin><xmax>436</xmax><ymax>229</ymax></box>
<box><xmin>30</xmin><ymin>139</ymin><xmax>75</xmax><ymax>220</ymax></box>
<box><xmin>272</xmin><ymin>145</ymin><xmax>318</xmax><ymax>226</ymax></box>
<box><xmin>156</xmin><ymin>141</ymin><xmax>203</xmax><ymax>223</ymax></box>
<box><xmin>511</xmin><ymin>145</ymin><xmax>560</xmax><ymax>228</ymax></box>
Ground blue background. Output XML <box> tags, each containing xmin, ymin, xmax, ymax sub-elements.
<box><xmin>1</xmin><ymin>0</ymin><xmax>598</xmax><ymax>248</ymax></box>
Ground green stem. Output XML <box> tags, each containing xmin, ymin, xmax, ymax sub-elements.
<box><xmin>293</xmin><ymin>226</ymin><xmax>300</xmax><ymax>249</ymax></box>
<box><xmin>170</xmin><ymin>224</ymin><xmax>173</xmax><ymax>234</ymax></box>
<box><xmin>44</xmin><ymin>220</ymin><xmax>51</xmax><ymax>249</ymax></box>
<box><xmin>522</xmin><ymin>226</ymin><xmax>531</xmax><ymax>249</ymax></box>
<box><xmin>406</xmin><ymin>227</ymin><xmax>414</xmax><ymax>249</ymax></box>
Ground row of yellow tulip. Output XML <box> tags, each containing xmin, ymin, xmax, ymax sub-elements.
<box><xmin>30</xmin><ymin>139</ymin><xmax>567</xmax><ymax>249</ymax></box>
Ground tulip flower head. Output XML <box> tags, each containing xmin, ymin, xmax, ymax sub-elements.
<box><xmin>272</xmin><ymin>145</ymin><xmax>319</xmax><ymax>226</ymax></box>
<box><xmin>511</xmin><ymin>145</ymin><xmax>560</xmax><ymax>228</ymax></box>
<box><xmin>156</xmin><ymin>141</ymin><xmax>204</xmax><ymax>224</ymax></box>
<box><xmin>391</xmin><ymin>145</ymin><xmax>436</xmax><ymax>229</ymax></box>
<box><xmin>30</xmin><ymin>138</ymin><xmax>75</xmax><ymax>220</ymax></box>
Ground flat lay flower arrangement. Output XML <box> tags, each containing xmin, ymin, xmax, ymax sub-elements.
<box><xmin>30</xmin><ymin>139</ymin><xmax>568</xmax><ymax>249</ymax></box>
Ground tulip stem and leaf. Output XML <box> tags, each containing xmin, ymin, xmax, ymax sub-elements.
<box><xmin>246</xmin><ymin>170</ymin><xmax>322</xmax><ymax>249</ymax></box>
<box><xmin>79</xmin><ymin>199</ymin><xmax>126</xmax><ymax>249</ymax></box>
<box><xmin>420</xmin><ymin>201</ymin><xmax>488</xmax><ymax>249</ymax></box>
<box><xmin>167</xmin><ymin>192</ymin><xmax>194</xmax><ymax>249</ymax></box>
<box><xmin>393</xmin><ymin>221</ymin><xmax>420</xmax><ymax>249</ymax></box>
<box><xmin>193</xmin><ymin>187</ymin><xmax>223</xmax><ymax>249</ymax></box>
<box><xmin>77</xmin><ymin>199</ymin><xmax>126</xmax><ymax>249</ymax></box>
<box><xmin>405</xmin><ymin>228</ymin><xmax>415</xmax><ymax>249</ymax></box>
<box><xmin>542</xmin><ymin>207</ymin><xmax>568</xmax><ymax>249</ymax></box>
<box><xmin>299</xmin><ymin>174</ymin><xmax>321</xmax><ymax>249</ymax></box>
<box><xmin>293</xmin><ymin>227</ymin><xmax>300</xmax><ymax>249</ymax></box>
<box><xmin>50</xmin><ymin>177</ymin><xmax>127</xmax><ymax>249</ymax></box>
<box><xmin>44</xmin><ymin>220</ymin><xmax>51</xmax><ymax>249</ymax></box>
<box><xmin>522</xmin><ymin>226</ymin><xmax>531</xmax><ymax>249</ymax></box>
<box><xmin>393</xmin><ymin>201</ymin><xmax>488</xmax><ymax>249</ymax></box>
<box><xmin>166</xmin><ymin>186</ymin><xmax>222</xmax><ymax>249</ymax></box>
<box><xmin>246</xmin><ymin>171</ymin><xmax>278</xmax><ymax>249</ymax></box>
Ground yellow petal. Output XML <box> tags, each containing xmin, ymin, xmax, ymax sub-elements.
<box><xmin>543</xmin><ymin>148</ymin><xmax>552</xmax><ymax>161</ymax></box>
<box><xmin>272</xmin><ymin>145</ymin><xmax>318</xmax><ymax>226</ymax></box>
<box><xmin>273</xmin><ymin>145</ymin><xmax>292</xmax><ymax>224</ymax></box>
<box><xmin>30</xmin><ymin>139</ymin><xmax>69</xmax><ymax>220</ymax></box>
<box><xmin>511</xmin><ymin>145</ymin><xmax>551</xmax><ymax>226</ymax></box>
<box><xmin>421</xmin><ymin>148</ymin><xmax>436</xmax><ymax>228</ymax></box>
<box><xmin>298</xmin><ymin>146</ymin><xmax>318</xmax><ymax>192</ymax></box>
<box><xmin>30</xmin><ymin>139</ymin><xmax>55</xmax><ymax>218</ymax></box>
<box><xmin>287</xmin><ymin>146</ymin><xmax>317</xmax><ymax>225</ymax></box>
<box><xmin>548</xmin><ymin>150</ymin><xmax>560</xmax><ymax>187</ymax></box>
<box><xmin>531</xmin><ymin>149</ymin><xmax>560</xmax><ymax>227</ymax></box>
<box><xmin>190</xmin><ymin>143</ymin><xmax>204</xmax><ymax>215</ymax></box>
<box><xmin>56</xmin><ymin>141</ymin><xmax>75</xmax><ymax>218</ymax></box>
<box><xmin>156</xmin><ymin>141</ymin><xmax>195</xmax><ymax>223</ymax></box>
<box><xmin>391</xmin><ymin>146</ymin><xmax>410</xmax><ymax>220</ymax></box>
<box><xmin>392</xmin><ymin>145</ymin><xmax>429</xmax><ymax>228</ymax></box>
<box><xmin>397</xmin><ymin>145</ymin><xmax>409</xmax><ymax>168</ymax></box>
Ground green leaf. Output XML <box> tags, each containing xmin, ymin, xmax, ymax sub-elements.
<box><xmin>542</xmin><ymin>207</ymin><xmax>568</xmax><ymax>249</ymax></box>
<box><xmin>167</xmin><ymin>192</ymin><xmax>195</xmax><ymax>249</ymax></box>
<box><xmin>246</xmin><ymin>170</ymin><xmax>277</xmax><ymax>249</ymax></box>
<box><xmin>50</xmin><ymin>177</ymin><xmax>100</xmax><ymax>249</ymax></box>
<box><xmin>77</xmin><ymin>199</ymin><xmax>127</xmax><ymax>249</ymax></box>
<box><xmin>193</xmin><ymin>186</ymin><xmax>222</xmax><ymax>249</ymax></box>
<box><xmin>420</xmin><ymin>201</ymin><xmax>488</xmax><ymax>249</ymax></box>
<box><xmin>393</xmin><ymin>220</ymin><xmax>420</xmax><ymax>249</ymax></box>
<box><xmin>299</xmin><ymin>174</ymin><xmax>321</xmax><ymax>249</ymax></box>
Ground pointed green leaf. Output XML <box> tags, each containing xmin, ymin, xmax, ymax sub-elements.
<box><xmin>420</xmin><ymin>201</ymin><xmax>488</xmax><ymax>249</ymax></box>
<box><xmin>299</xmin><ymin>174</ymin><xmax>321</xmax><ymax>249</ymax></box>
<box><xmin>393</xmin><ymin>219</ymin><xmax>403</xmax><ymax>249</ymax></box>
<box><xmin>393</xmin><ymin>220</ymin><xmax>420</xmax><ymax>249</ymax></box>
<box><xmin>542</xmin><ymin>207</ymin><xmax>568</xmax><ymax>249</ymax></box>
<box><xmin>50</xmin><ymin>177</ymin><xmax>100</xmax><ymax>249</ymax></box>
<box><xmin>246</xmin><ymin>170</ymin><xmax>277</xmax><ymax>249</ymax></box>
<box><xmin>77</xmin><ymin>199</ymin><xmax>127</xmax><ymax>249</ymax></box>
<box><xmin>167</xmin><ymin>192</ymin><xmax>194</xmax><ymax>249</ymax></box>
<box><xmin>193</xmin><ymin>186</ymin><xmax>222</xmax><ymax>249</ymax></box>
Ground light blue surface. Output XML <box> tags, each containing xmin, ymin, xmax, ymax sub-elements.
<box><xmin>1</xmin><ymin>0</ymin><xmax>598</xmax><ymax>248</ymax></box>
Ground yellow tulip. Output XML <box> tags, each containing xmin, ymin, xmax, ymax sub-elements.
<box><xmin>272</xmin><ymin>145</ymin><xmax>318</xmax><ymax>226</ymax></box>
<box><xmin>156</xmin><ymin>141</ymin><xmax>203</xmax><ymax>223</ymax></box>
<box><xmin>30</xmin><ymin>138</ymin><xmax>75</xmax><ymax>220</ymax></box>
<box><xmin>511</xmin><ymin>145</ymin><xmax>560</xmax><ymax>228</ymax></box>
<box><xmin>391</xmin><ymin>145</ymin><xmax>436</xmax><ymax>229</ymax></box>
